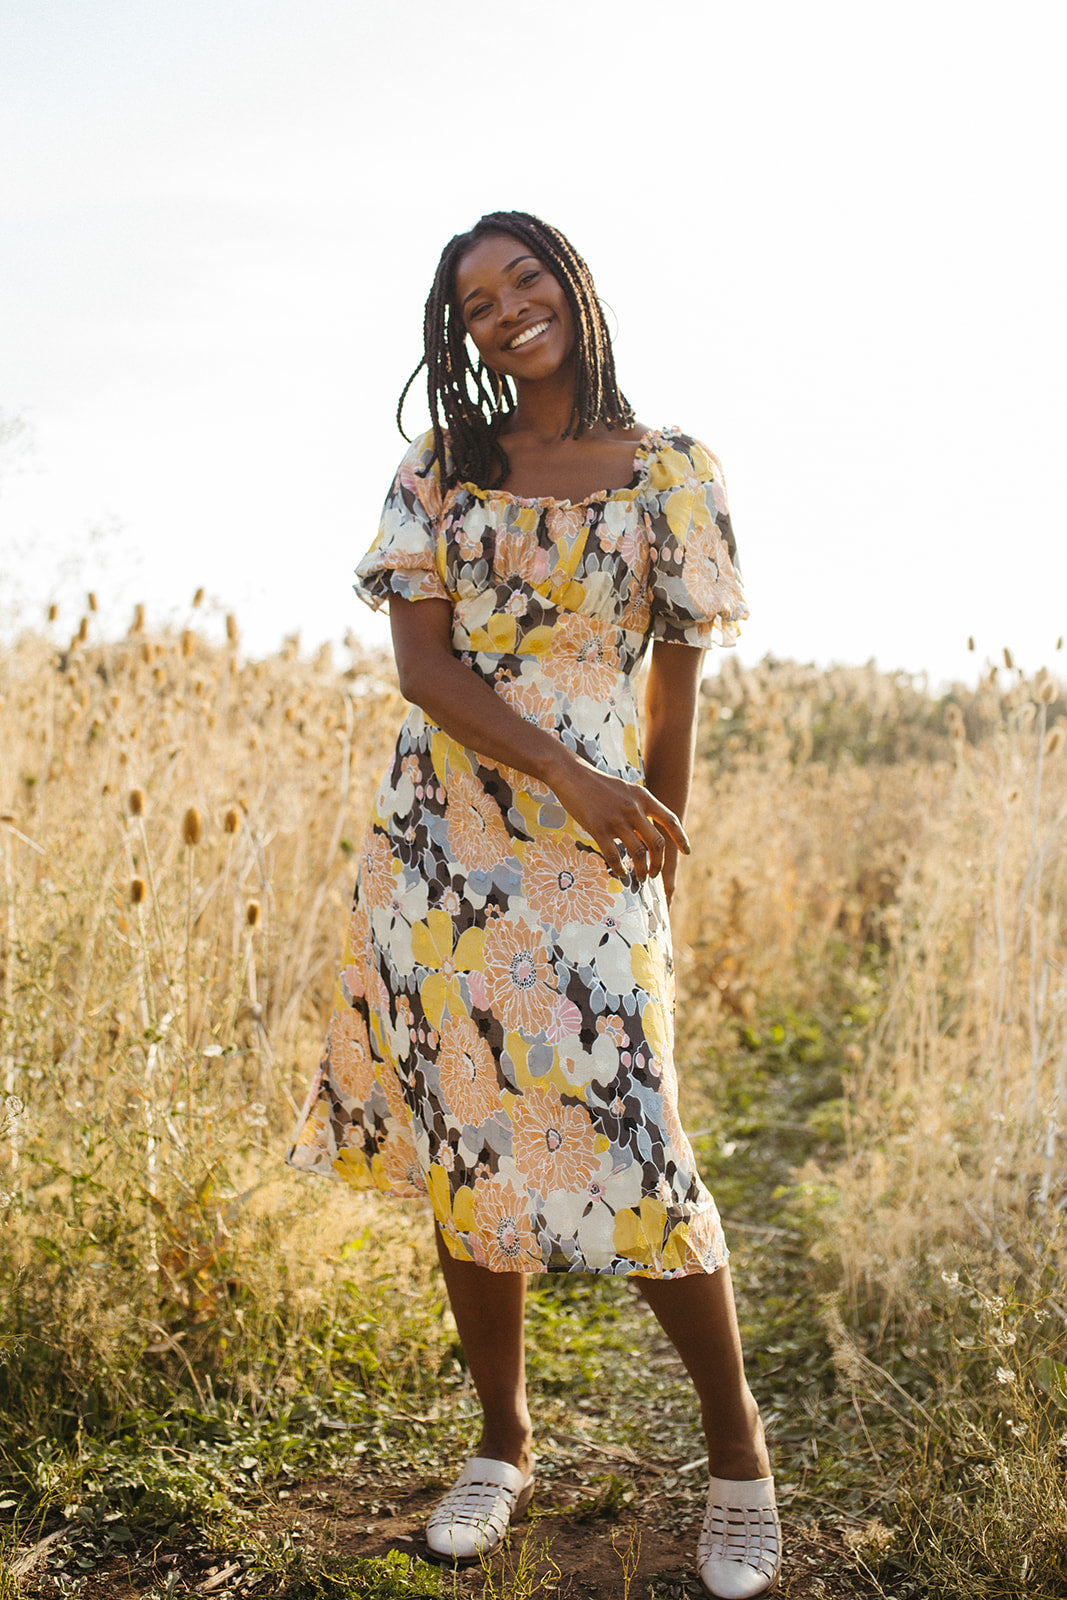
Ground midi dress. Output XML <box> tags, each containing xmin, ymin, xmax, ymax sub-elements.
<box><xmin>287</xmin><ymin>426</ymin><xmax>748</xmax><ymax>1277</ymax></box>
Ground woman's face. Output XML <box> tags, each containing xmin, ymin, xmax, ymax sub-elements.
<box><xmin>453</xmin><ymin>233</ymin><xmax>575</xmax><ymax>384</ymax></box>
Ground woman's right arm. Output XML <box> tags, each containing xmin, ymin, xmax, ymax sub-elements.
<box><xmin>389</xmin><ymin>595</ymin><xmax>690</xmax><ymax>884</ymax></box>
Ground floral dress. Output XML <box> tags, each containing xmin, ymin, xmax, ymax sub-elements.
<box><xmin>287</xmin><ymin>427</ymin><xmax>748</xmax><ymax>1277</ymax></box>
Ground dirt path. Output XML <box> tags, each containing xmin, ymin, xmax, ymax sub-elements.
<box><xmin>21</xmin><ymin>1461</ymin><xmax>879</xmax><ymax>1599</ymax></box>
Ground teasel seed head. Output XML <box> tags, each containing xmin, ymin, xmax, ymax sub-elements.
<box><xmin>1039</xmin><ymin>679</ymin><xmax>1058</xmax><ymax>705</ymax></box>
<box><xmin>225</xmin><ymin>614</ymin><xmax>239</xmax><ymax>645</ymax></box>
<box><xmin>87</xmin><ymin>591</ymin><xmax>98</xmax><ymax>612</ymax></box>
<box><xmin>192</xmin><ymin>586</ymin><xmax>205</xmax><ymax>608</ymax></box>
<box><xmin>152</xmin><ymin>665</ymin><xmax>166</xmax><ymax>687</ymax></box>
<box><xmin>1046</xmin><ymin>726</ymin><xmax>1065</xmax><ymax>757</ymax></box>
<box><xmin>140</xmin><ymin>641</ymin><xmax>153</xmax><ymax>665</ymax></box>
<box><xmin>130</xmin><ymin>603</ymin><xmax>145</xmax><ymax>636</ymax></box>
<box><xmin>1003</xmin><ymin>647</ymin><xmax>1014</xmax><ymax>671</ymax></box>
<box><xmin>47</xmin><ymin>602</ymin><xmax>59</xmax><ymax>623</ymax></box>
<box><xmin>128</xmin><ymin>787</ymin><xmax>146</xmax><ymax>817</ymax></box>
<box><xmin>223</xmin><ymin>806</ymin><xmax>241</xmax><ymax>835</ymax></box>
<box><xmin>182</xmin><ymin>806</ymin><xmax>202</xmax><ymax>846</ymax></box>
<box><xmin>246</xmin><ymin>899</ymin><xmax>261</xmax><ymax>928</ymax></box>
<box><xmin>129</xmin><ymin>876</ymin><xmax>147</xmax><ymax>905</ymax></box>
<box><xmin>967</xmin><ymin>635</ymin><xmax>975</xmax><ymax>652</ymax></box>
<box><xmin>181</xmin><ymin>629</ymin><xmax>195</xmax><ymax>658</ymax></box>
<box><xmin>76</xmin><ymin>616</ymin><xmax>89</xmax><ymax>643</ymax></box>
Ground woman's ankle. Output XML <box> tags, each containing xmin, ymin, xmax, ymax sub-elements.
<box><xmin>704</xmin><ymin>1393</ymin><xmax>771</xmax><ymax>1481</ymax></box>
<box><xmin>477</xmin><ymin>1418</ymin><xmax>534</xmax><ymax>1477</ymax></box>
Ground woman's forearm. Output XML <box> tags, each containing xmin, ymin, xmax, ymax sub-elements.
<box><xmin>642</xmin><ymin>642</ymin><xmax>705</xmax><ymax>903</ymax></box>
<box><xmin>389</xmin><ymin>596</ymin><xmax>691</xmax><ymax>882</ymax></box>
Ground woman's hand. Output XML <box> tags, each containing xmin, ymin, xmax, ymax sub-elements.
<box><xmin>389</xmin><ymin>597</ymin><xmax>698</xmax><ymax>891</ymax></box>
<box><xmin>540</xmin><ymin>749</ymin><xmax>689</xmax><ymax>885</ymax></box>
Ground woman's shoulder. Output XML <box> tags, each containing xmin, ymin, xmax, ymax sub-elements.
<box><xmin>639</xmin><ymin>427</ymin><xmax>726</xmax><ymax>490</ymax></box>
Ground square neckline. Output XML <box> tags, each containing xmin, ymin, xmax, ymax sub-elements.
<box><xmin>459</xmin><ymin>426</ymin><xmax>671</xmax><ymax>511</ymax></box>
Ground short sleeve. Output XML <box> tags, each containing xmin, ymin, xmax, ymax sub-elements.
<box><xmin>642</xmin><ymin>432</ymin><xmax>748</xmax><ymax>647</ymax></box>
<box><xmin>353</xmin><ymin>431</ymin><xmax>452</xmax><ymax>611</ymax></box>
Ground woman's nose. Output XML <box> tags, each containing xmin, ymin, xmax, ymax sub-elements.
<box><xmin>499</xmin><ymin>287</ymin><xmax>530</xmax><ymax>324</ymax></box>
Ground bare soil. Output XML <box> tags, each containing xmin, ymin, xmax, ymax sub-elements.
<box><xmin>17</xmin><ymin>1462</ymin><xmax>880</xmax><ymax>1599</ymax></box>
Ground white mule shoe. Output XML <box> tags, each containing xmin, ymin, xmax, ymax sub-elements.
<box><xmin>697</xmin><ymin>1474</ymin><xmax>782</xmax><ymax>1599</ymax></box>
<box><xmin>425</xmin><ymin>1455</ymin><xmax>536</xmax><ymax>1563</ymax></box>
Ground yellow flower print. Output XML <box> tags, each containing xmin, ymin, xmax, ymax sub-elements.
<box><xmin>411</xmin><ymin>908</ymin><xmax>485</xmax><ymax>1030</ymax></box>
<box><xmin>646</xmin><ymin>446</ymin><xmax>695</xmax><ymax>493</ymax></box>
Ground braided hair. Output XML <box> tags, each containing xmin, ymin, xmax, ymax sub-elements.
<box><xmin>396</xmin><ymin>210</ymin><xmax>635</xmax><ymax>490</ymax></box>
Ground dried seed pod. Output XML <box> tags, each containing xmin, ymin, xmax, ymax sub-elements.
<box><xmin>182</xmin><ymin>806</ymin><xmax>202</xmax><ymax>846</ymax></box>
<box><xmin>246</xmin><ymin>899</ymin><xmax>261</xmax><ymax>928</ymax></box>
<box><xmin>130</xmin><ymin>603</ymin><xmax>145</xmax><ymax>635</ymax></box>
<box><xmin>1003</xmin><ymin>647</ymin><xmax>1014</xmax><ymax>670</ymax></box>
<box><xmin>192</xmin><ymin>586</ymin><xmax>205</xmax><ymax>608</ymax></box>
<box><xmin>47</xmin><ymin>602</ymin><xmax>59</xmax><ymax>623</ymax></box>
<box><xmin>225</xmin><ymin>614</ymin><xmax>239</xmax><ymax>645</ymax></box>
<box><xmin>87</xmin><ymin>591</ymin><xmax>98</xmax><ymax>612</ymax></box>
<box><xmin>181</xmin><ymin>629</ymin><xmax>195</xmax><ymax>658</ymax></box>
<box><xmin>223</xmin><ymin>807</ymin><xmax>241</xmax><ymax>835</ymax></box>
<box><xmin>76</xmin><ymin>616</ymin><xmax>88</xmax><ymax>643</ymax></box>
<box><xmin>1039</xmin><ymin>679</ymin><xmax>1058</xmax><ymax>705</ymax></box>
<box><xmin>1046</xmin><ymin>726</ymin><xmax>1065</xmax><ymax>757</ymax></box>
<box><xmin>128</xmin><ymin>788</ymin><xmax>146</xmax><ymax>817</ymax></box>
<box><xmin>967</xmin><ymin>635</ymin><xmax>975</xmax><ymax>652</ymax></box>
<box><xmin>130</xmin><ymin>877</ymin><xmax>147</xmax><ymax>904</ymax></box>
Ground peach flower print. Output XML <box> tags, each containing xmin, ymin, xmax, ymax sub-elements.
<box><xmin>360</xmin><ymin>828</ymin><xmax>398</xmax><ymax>912</ymax></box>
<box><xmin>682</xmin><ymin>525</ymin><xmax>745</xmax><ymax>620</ymax></box>
<box><xmin>341</xmin><ymin>902</ymin><xmax>370</xmax><ymax>1002</ymax></box>
<box><xmin>445</xmin><ymin>769</ymin><xmax>511</xmax><ymax>874</ymax></box>
<box><xmin>379</xmin><ymin>1123</ymin><xmax>424</xmax><ymax>1197</ymax></box>
<box><xmin>510</xmin><ymin>1083</ymin><xmax>600</xmax><ymax>1194</ymax></box>
<box><xmin>325</xmin><ymin>1005</ymin><xmax>376</xmax><ymax>1101</ymax></box>
<box><xmin>490</xmin><ymin>679</ymin><xmax>557</xmax><ymax>795</ymax></box>
<box><xmin>482</xmin><ymin>915</ymin><xmax>558</xmax><ymax>1035</ymax></box>
<box><xmin>493</xmin><ymin>530</ymin><xmax>551</xmax><ymax>586</ymax></box>
<box><xmin>472</xmin><ymin>1176</ymin><xmax>541</xmax><ymax>1272</ymax></box>
<box><xmin>522</xmin><ymin>836</ymin><xmax>613</xmax><ymax>928</ymax></box>
<box><xmin>543</xmin><ymin>615</ymin><xmax>620</xmax><ymax>701</ymax></box>
<box><xmin>545</xmin><ymin>504</ymin><xmax>587</xmax><ymax>545</ymax></box>
<box><xmin>437</xmin><ymin>1015</ymin><xmax>500</xmax><ymax>1127</ymax></box>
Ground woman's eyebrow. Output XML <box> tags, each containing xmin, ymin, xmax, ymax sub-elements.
<box><xmin>461</xmin><ymin>256</ymin><xmax>539</xmax><ymax>310</ymax></box>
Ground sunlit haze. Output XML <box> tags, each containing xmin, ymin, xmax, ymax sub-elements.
<box><xmin>2</xmin><ymin>0</ymin><xmax>1064</xmax><ymax>687</ymax></box>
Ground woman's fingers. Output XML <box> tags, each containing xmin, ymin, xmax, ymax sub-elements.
<box><xmin>601</xmin><ymin>795</ymin><xmax>689</xmax><ymax>883</ymax></box>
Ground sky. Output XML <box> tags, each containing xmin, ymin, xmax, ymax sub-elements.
<box><xmin>1</xmin><ymin>0</ymin><xmax>1064</xmax><ymax>688</ymax></box>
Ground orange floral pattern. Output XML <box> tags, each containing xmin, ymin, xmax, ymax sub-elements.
<box><xmin>510</xmin><ymin>1084</ymin><xmax>600</xmax><ymax>1194</ymax></box>
<box><xmin>445</xmin><ymin>769</ymin><xmax>510</xmax><ymax>874</ymax></box>
<box><xmin>522</xmin><ymin>836</ymin><xmax>614</xmax><ymax>928</ymax></box>
<box><xmin>438</xmin><ymin>1015</ymin><xmax>500</xmax><ymax>1126</ymax></box>
<box><xmin>288</xmin><ymin>429</ymin><xmax>740</xmax><ymax>1278</ymax></box>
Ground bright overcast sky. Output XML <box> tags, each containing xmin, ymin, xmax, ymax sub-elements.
<box><xmin>1</xmin><ymin>0</ymin><xmax>1064</xmax><ymax>688</ymax></box>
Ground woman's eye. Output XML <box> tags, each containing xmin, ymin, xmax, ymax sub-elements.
<box><xmin>518</xmin><ymin>271</ymin><xmax>540</xmax><ymax>287</ymax></box>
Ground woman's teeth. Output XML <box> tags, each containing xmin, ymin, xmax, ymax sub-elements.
<box><xmin>507</xmin><ymin>320</ymin><xmax>549</xmax><ymax>349</ymax></box>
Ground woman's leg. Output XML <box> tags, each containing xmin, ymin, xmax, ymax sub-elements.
<box><xmin>434</xmin><ymin>1225</ymin><xmax>535</xmax><ymax>1477</ymax></box>
<box><xmin>638</xmin><ymin>1263</ymin><xmax>770</xmax><ymax>1480</ymax></box>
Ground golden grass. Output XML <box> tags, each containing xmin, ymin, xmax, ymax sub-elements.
<box><xmin>0</xmin><ymin>606</ymin><xmax>1064</xmax><ymax>1392</ymax></box>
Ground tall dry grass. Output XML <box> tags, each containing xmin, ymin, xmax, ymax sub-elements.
<box><xmin>0</xmin><ymin>602</ymin><xmax>1064</xmax><ymax>1439</ymax></box>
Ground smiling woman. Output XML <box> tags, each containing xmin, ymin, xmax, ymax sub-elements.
<box><xmin>287</xmin><ymin>210</ymin><xmax>783</xmax><ymax>1598</ymax></box>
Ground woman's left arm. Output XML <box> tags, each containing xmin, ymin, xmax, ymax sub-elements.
<box><xmin>643</xmin><ymin>642</ymin><xmax>705</xmax><ymax>908</ymax></box>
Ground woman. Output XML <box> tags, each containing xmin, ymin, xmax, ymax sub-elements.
<box><xmin>289</xmin><ymin>211</ymin><xmax>781</xmax><ymax>1599</ymax></box>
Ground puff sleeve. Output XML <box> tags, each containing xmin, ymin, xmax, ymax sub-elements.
<box><xmin>353</xmin><ymin>431</ymin><xmax>452</xmax><ymax>610</ymax></box>
<box><xmin>642</xmin><ymin>432</ymin><xmax>748</xmax><ymax>647</ymax></box>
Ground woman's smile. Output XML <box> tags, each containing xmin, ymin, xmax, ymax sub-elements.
<box><xmin>505</xmin><ymin>318</ymin><xmax>551</xmax><ymax>351</ymax></box>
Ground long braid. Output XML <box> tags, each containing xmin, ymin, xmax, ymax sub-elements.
<box><xmin>397</xmin><ymin>211</ymin><xmax>634</xmax><ymax>489</ymax></box>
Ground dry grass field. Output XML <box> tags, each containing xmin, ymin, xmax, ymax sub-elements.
<box><xmin>1</xmin><ymin>604</ymin><xmax>1065</xmax><ymax>1597</ymax></box>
